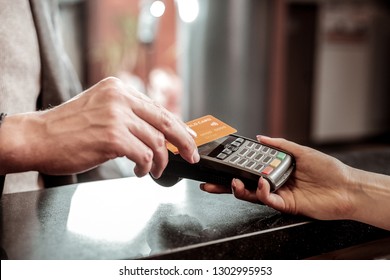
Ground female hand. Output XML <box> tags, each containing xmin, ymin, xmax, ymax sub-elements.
<box><xmin>201</xmin><ymin>135</ymin><xmax>356</xmax><ymax>221</ymax></box>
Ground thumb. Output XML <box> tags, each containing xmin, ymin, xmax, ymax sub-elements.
<box><xmin>256</xmin><ymin>176</ymin><xmax>287</xmax><ymax>212</ymax></box>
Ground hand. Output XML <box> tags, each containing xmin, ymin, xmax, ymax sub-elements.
<box><xmin>201</xmin><ymin>136</ymin><xmax>356</xmax><ymax>221</ymax></box>
<box><xmin>0</xmin><ymin>77</ymin><xmax>199</xmax><ymax>178</ymax></box>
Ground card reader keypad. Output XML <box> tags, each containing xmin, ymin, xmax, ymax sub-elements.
<box><xmin>216</xmin><ymin>138</ymin><xmax>287</xmax><ymax>175</ymax></box>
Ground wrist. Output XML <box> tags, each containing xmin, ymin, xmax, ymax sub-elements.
<box><xmin>342</xmin><ymin>166</ymin><xmax>364</xmax><ymax>221</ymax></box>
<box><xmin>0</xmin><ymin>112</ymin><xmax>45</xmax><ymax>174</ymax></box>
<box><xmin>346</xmin><ymin>166</ymin><xmax>390</xmax><ymax>229</ymax></box>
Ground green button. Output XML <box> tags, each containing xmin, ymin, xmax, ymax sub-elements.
<box><xmin>276</xmin><ymin>152</ymin><xmax>286</xmax><ymax>160</ymax></box>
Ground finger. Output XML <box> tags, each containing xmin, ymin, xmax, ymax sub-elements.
<box><xmin>256</xmin><ymin>177</ymin><xmax>287</xmax><ymax>211</ymax></box>
<box><xmin>129</xmin><ymin>96</ymin><xmax>199</xmax><ymax>164</ymax></box>
<box><xmin>125</xmin><ymin>112</ymin><xmax>168</xmax><ymax>178</ymax></box>
<box><xmin>256</xmin><ymin>135</ymin><xmax>305</xmax><ymax>157</ymax></box>
<box><xmin>121</xmin><ymin>132</ymin><xmax>154</xmax><ymax>177</ymax></box>
<box><xmin>128</xmin><ymin>90</ymin><xmax>198</xmax><ymax>139</ymax></box>
<box><xmin>200</xmin><ymin>183</ymin><xmax>232</xmax><ymax>194</ymax></box>
<box><xmin>231</xmin><ymin>179</ymin><xmax>260</xmax><ymax>203</ymax></box>
<box><xmin>101</xmin><ymin>80</ymin><xmax>198</xmax><ymax>169</ymax></box>
<box><xmin>124</xmin><ymin>84</ymin><xmax>154</xmax><ymax>103</ymax></box>
<box><xmin>122</xmin><ymin>87</ymin><xmax>199</xmax><ymax>163</ymax></box>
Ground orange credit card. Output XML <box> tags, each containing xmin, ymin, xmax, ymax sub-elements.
<box><xmin>167</xmin><ymin>115</ymin><xmax>237</xmax><ymax>154</ymax></box>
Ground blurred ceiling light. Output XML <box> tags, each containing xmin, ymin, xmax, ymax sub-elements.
<box><xmin>176</xmin><ymin>0</ymin><xmax>199</xmax><ymax>23</ymax></box>
<box><xmin>150</xmin><ymin>0</ymin><xmax>166</xmax><ymax>18</ymax></box>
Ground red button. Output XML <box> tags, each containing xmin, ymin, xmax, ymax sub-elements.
<box><xmin>261</xmin><ymin>166</ymin><xmax>274</xmax><ymax>175</ymax></box>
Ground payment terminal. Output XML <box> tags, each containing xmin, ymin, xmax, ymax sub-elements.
<box><xmin>152</xmin><ymin>134</ymin><xmax>295</xmax><ymax>192</ymax></box>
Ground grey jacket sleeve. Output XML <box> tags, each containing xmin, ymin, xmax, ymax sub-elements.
<box><xmin>29</xmin><ymin>0</ymin><xmax>81</xmax><ymax>187</ymax></box>
<box><xmin>30</xmin><ymin>0</ymin><xmax>82</xmax><ymax>109</ymax></box>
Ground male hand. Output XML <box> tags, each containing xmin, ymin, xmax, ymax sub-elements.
<box><xmin>1</xmin><ymin>77</ymin><xmax>199</xmax><ymax>178</ymax></box>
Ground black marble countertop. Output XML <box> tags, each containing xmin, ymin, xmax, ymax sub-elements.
<box><xmin>1</xmin><ymin>174</ymin><xmax>389</xmax><ymax>260</ymax></box>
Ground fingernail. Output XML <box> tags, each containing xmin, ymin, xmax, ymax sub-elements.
<box><xmin>134</xmin><ymin>166</ymin><xmax>141</xmax><ymax>177</ymax></box>
<box><xmin>199</xmin><ymin>183</ymin><xmax>205</xmax><ymax>191</ymax></box>
<box><xmin>231</xmin><ymin>178</ymin><xmax>237</xmax><ymax>194</ymax></box>
<box><xmin>258</xmin><ymin>176</ymin><xmax>264</xmax><ymax>190</ymax></box>
<box><xmin>150</xmin><ymin>163</ymin><xmax>161</xmax><ymax>179</ymax></box>
<box><xmin>192</xmin><ymin>149</ymin><xmax>200</xmax><ymax>163</ymax></box>
<box><xmin>257</xmin><ymin>135</ymin><xmax>271</xmax><ymax>143</ymax></box>
<box><xmin>186</xmin><ymin>126</ymin><xmax>197</xmax><ymax>138</ymax></box>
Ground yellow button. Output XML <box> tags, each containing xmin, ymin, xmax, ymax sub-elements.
<box><xmin>270</xmin><ymin>159</ymin><xmax>281</xmax><ymax>168</ymax></box>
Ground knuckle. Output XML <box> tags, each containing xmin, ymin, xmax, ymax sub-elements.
<box><xmin>159</xmin><ymin>109</ymin><xmax>174</xmax><ymax>131</ymax></box>
<box><xmin>105</xmin><ymin>88</ymin><xmax>119</xmax><ymax>101</ymax></box>
<box><xmin>151</xmin><ymin>131</ymin><xmax>168</xmax><ymax>168</ymax></box>
<box><xmin>134</xmin><ymin>148</ymin><xmax>154</xmax><ymax>177</ymax></box>
<box><xmin>104</xmin><ymin>106</ymin><xmax>123</xmax><ymax>122</ymax></box>
<box><xmin>152</xmin><ymin>100</ymin><xmax>164</xmax><ymax>109</ymax></box>
<box><xmin>128</xmin><ymin>120</ymin><xmax>143</xmax><ymax>136</ymax></box>
<box><xmin>154</xmin><ymin>131</ymin><xmax>166</xmax><ymax>150</ymax></box>
<box><xmin>101</xmin><ymin>76</ymin><xmax>122</xmax><ymax>87</ymax></box>
<box><xmin>99</xmin><ymin>77</ymin><xmax>124</xmax><ymax>100</ymax></box>
<box><xmin>278</xmin><ymin>137</ymin><xmax>288</xmax><ymax>145</ymax></box>
<box><xmin>180</xmin><ymin>139</ymin><xmax>194</xmax><ymax>155</ymax></box>
<box><xmin>142</xmin><ymin>148</ymin><xmax>154</xmax><ymax>164</ymax></box>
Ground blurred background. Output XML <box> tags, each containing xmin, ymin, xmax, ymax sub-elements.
<box><xmin>59</xmin><ymin>0</ymin><xmax>390</xmax><ymax>150</ymax></box>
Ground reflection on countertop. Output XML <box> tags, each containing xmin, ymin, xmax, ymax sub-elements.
<box><xmin>1</xmin><ymin>176</ymin><xmax>389</xmax><ymax>259</ymax></box>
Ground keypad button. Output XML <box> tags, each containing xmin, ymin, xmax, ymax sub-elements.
<box><xmin>246</xmin><ymin>151</ymin><xmax>256</xmax><ymax>159</ymax></box>
<box><xmin>269</xmin><ymin>150</ymin><xmax>278</xmax><ymax>157</ymax></box>
<box><xmin>270</xmin><ymin>158</ymin><xmax>281</xmax><ymax>168</ymax></box>
<box><xmin>222</xmin><ymin>148</ymin><xmax>233</xmax><ymax>155</ymax></box>
<box><xmin>262</xmin><ymin>156</ymin><xmax>272</xmax><ymax>164</ymax></box>
<box><xmin>261</xmin><ymin>146</ymin><xmax>270</xmax><ymax>153</ymax></box>
<box><xmin>277</xmin><ymin>152</ymin><xmax>287</xmax><ymax>160</ymax></box>
<box><xmin>254</xmin><ymin>154</ymin><xmax>264</xmax><ymax>161</ymax></box>
<box><xmin>254</xmin><ymin>144</ymin><xmax>262</xmax><ymax>151</ymax></box>
<box><xmin>246</xmin><ymin>161</ymin><xmax>256</xmax><ymax>169</ymax></box>
<box><xmin>231</xmin><ymin>141</ymin><xmax>241</xmax><ymax>147</ymax></box>
<box><xmin>239</xmin><ymin>148</ymin><xmax>249</xmax><ymax>156</ymax></box>
<box><xmin>224</xmin><ymin>144</ymin><xmax>232</xmax><ymax>150</ymax></box>
<box><xmin>229</xmin><ymin>155</ymin><xmax>240</xmax><ymax>163</ymax></box>
<box><xmin>254</xmin><ymin>164</ymin><xmax>264</xmax><ymax>172</ymax></box>
<box><xmin>217</xmin><ymin>153</ymin><xmax>228</xmax><ymax>160</ymax></box>
<box><xmin>246</xmin><ymin>141</ymin><xmax>255</xmax><ymax>148</ymax></box>
<box><xmin>236</xmin><ymin>138</ymin><xmax>244</xmax><ymax>143</ymax></box>
<box><xmin>237</xmin><ymin>158</ymin><xmax>248</xmax><ymax>166</ymax></box>
<box><xmin>261</xmin><ymin>166</ymin><xmax>274</xmax><ymax>175</ymax></box>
